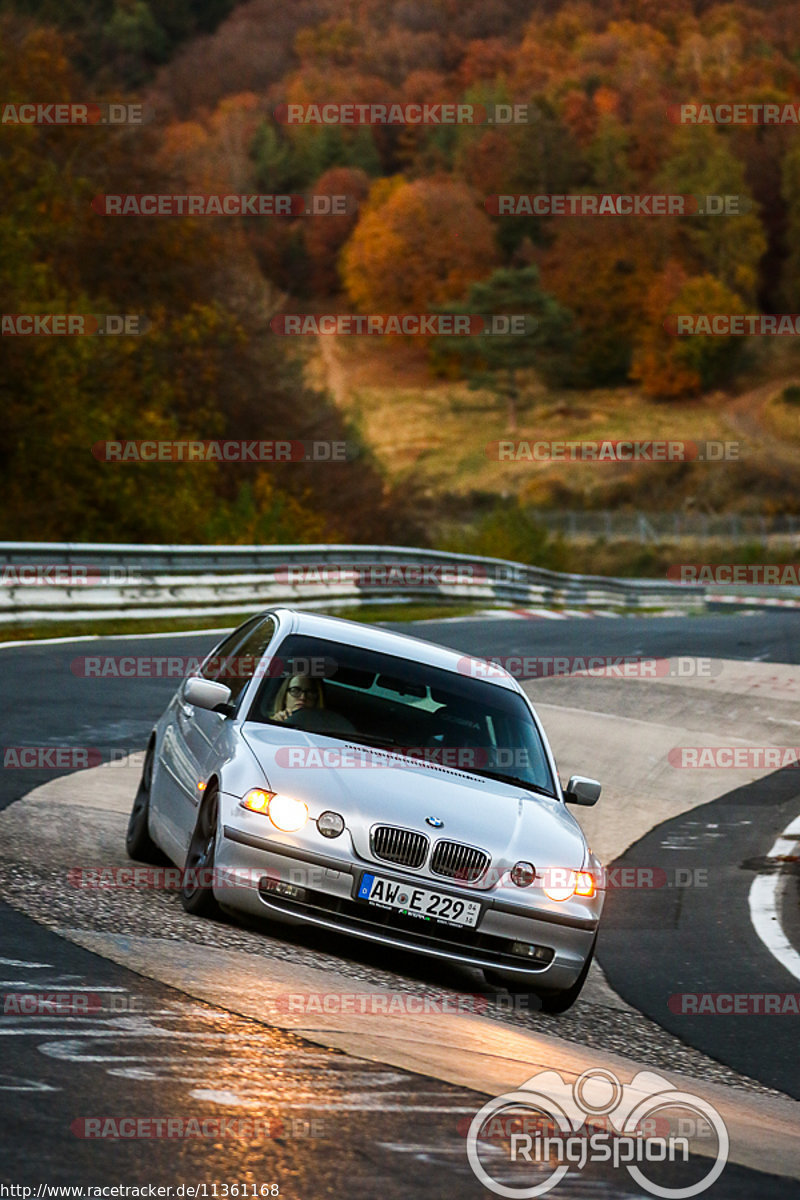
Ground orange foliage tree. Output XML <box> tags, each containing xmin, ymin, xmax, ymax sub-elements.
<box><xmin>340</xmin><ymin>176</ymin><xmax>498</xmax><ymax>311</ymax></box>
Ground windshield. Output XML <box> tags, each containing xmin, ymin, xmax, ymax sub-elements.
<box><xmin>246</xmin><ymin>633</ymin><xmax>557</xmax><ymax>795</ymax></box>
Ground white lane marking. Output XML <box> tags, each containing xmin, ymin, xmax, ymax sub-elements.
<box><xmin>0</xmin><ymin>958</ymin><xmax>53</xmax><ymax>968</ymax></box>
<box><xmin>0</xmin><ymin>628</ymin><xmax>231</xmax><ymax>651</ymax></box>
<box><xmin>748</xmin><ymin>813</ymin><xmax>800</xmax><ymax>983</ymax></box>
<box><xmin>0</xmin><ymin>1074</ymin><xmax>58</xmax><ymax>1092</ymax></box>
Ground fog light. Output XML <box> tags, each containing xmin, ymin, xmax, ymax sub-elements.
<box><xmin>259</xmin><ymin>877</ymin><xmax>306</xmax><ymax>902</ymax></box>
<box><xmin>511</xmin><ymin>861</ymin><xmax>536</xmax><ymax>887</ymax></box>
<box><xmin>317</xmin><ymin>811</ymin><xmax>345</xmax><ymax>839</ymax></box>
<box><xmin>510</xmin><ymin>942</ymin><xmax>553</xmax><ymax>962</ymax></box>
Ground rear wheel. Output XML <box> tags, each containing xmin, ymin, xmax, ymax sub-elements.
<box><xmin>180</xmin><ymin>783</ymin><xmax>222</xmax><ymax>918</ymax></box>
<box><xmin>125</xmin><ymin>746</ymin><xmax>161</xmax><ymax>862</ymax></box>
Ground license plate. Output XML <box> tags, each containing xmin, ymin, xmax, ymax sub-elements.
<box><xmin>357</xmin><ymin>872</ymin><xmax>481</xmax><ymax>928</ymax></box>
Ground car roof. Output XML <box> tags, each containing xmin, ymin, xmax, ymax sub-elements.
<box><xmin>265</xmin><ymin>607</ymin><xmax>520</xmax><ymax>692</ymax></box>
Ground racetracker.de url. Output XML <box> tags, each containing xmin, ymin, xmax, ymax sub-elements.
<box><xmin>1</xmin><ymin>1186</ymin><xmax>280</xmax><ymax>1198</ymax></box>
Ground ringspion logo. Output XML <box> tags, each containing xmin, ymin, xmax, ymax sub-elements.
<box><xmin>466</xmin><ymin>1068</ymin><xmax>728</xmax><ymax>1197</ymax></box>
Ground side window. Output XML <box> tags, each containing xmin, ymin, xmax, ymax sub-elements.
<box><xmin>199</xmin><ymin>618</ymin><xmax>261</xmax><ymax>683</ymax></box>
<box><xmin>215</xmin><ymin>616</ymin><xmax>277</xmax><ymax>709</ymax></box>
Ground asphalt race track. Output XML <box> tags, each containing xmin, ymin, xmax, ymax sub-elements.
<box><xmin>1</xmin><ymin>609</ymin><xmax>799</xmax><ymax>1195</ymax></box>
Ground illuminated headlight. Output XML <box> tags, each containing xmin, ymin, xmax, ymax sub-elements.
<box><xmin>317</xmin><ymin>811</ymin><xmax>345</xmax><ymax>839</ymax></box>
<box><xmin>241</xmin><ymin>789</ymin><xmax>308</xmax><ymax>832</ymax></box>
<box><xmin>542</xmin><ymin>868</ymin><xmax>596</xmax><ymax>901</ymax></box>
<box><xmin>510</xmin><ymin>861</ymin><xmax>536</xmax><ymax>888</ymax></box>
<box><xmin>542</xmin><ymin>868</ymin><xmax>576</xmax><ymax>902</ymax></box>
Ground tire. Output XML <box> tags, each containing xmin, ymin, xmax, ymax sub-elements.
<box><xmin>125</xmin><ymin>746</ymin><xmax>162</xmax><ymax>862</ymax></box>
<box><xmin>534</xmin><ymin>939</ymin><xmax>596</xmax><ymax>1014</ymax></box>
<box><xmin>180</xmin><ymin>783</ymin><xmax>222</xmax><ymax>918</ymax></box>
<box><xmin>484</xmin><ymin>937</ymin><xmax>597</xmax><ymax>1014</ymax></box>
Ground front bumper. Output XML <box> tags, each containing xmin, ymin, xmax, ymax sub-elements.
<box><xmin>218</xmin><ymin>823</ymin><xmax>600</xmax><ymax>986</ymax></box>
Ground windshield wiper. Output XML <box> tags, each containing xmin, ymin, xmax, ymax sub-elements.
<box><xmin>464</xmin><ymin>767</ymin><xmax>556</xmax><ymax>797</ymax></box>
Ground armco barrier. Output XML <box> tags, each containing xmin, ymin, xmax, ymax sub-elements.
<box><xmin>0</xmin><ymin>540</ymin><xmax>719</xmax><ymax>625</ymax></box>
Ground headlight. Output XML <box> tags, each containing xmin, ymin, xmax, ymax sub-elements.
<box><xmin>543</xmin><ymin>868</ymin><xmax>576</xmax><ymax>902</ymax></box>
<box><xmin>267</xmin><ymin>793</ymin><xmax>309</xmax><ymax>832</ymax></box>
<box><xmin>510</xmin><ymin>861</ymin><xmax>536</xmax><ymax>887</ymax></box>
<box><xmin>241</xmin><ymin>789</ymin><xmax>308</xmax><ymax>832</ymax></box>
<box><xmin>542</xmin><ymin>868</ymin><xmax>596</xmax><ymax>901</ymax></box>
<box><xmin>317</xmin><ymin>811</ymin><xmax>345</xmax><ymax>838</ymax></box>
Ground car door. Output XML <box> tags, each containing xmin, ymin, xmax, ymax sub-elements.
<box><xmin>172</xmin><ymin>615</ymin><xmax>278</xmax><ymax>855</ymax></box>
<box><xmin>156</xmin><ymin>619</ymin><xmax>261</xmax><ymax>855</ymax></box>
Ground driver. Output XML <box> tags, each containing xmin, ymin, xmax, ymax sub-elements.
<box><xmin>271</xmin><ymin>673</ymin><xmax>325</xmax><ymax>723</ymax></box>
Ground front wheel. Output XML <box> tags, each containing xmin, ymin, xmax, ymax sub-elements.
<box><xmin>125</xmin><ymin>746</ymin><xmax>161</xmax><ymax>862</ymax></box>
<box><xmin>180</xmin><ymin>784</ymin><xmax>222</xmax><ymax>918</ymax></box>
<box><xmin>484</xmin><ymin>937</ymin><xmax>597</xmax><ymax>1014</ymax></box>
<box><xmin>535</xmin><ymin>939</ymin><xmax>596</xmax><ymax>1014</ymax></box>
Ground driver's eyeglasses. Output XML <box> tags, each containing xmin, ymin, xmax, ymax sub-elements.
<box><xmin>287</xmin><ymin>686</ymin><xmax>317</xmax><ymax>699</ymax></box>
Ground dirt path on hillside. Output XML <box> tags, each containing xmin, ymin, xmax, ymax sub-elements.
<box><xmin>317</xmin><ymin>333</ymin><xmax>350</xmax><ymax>408</ymax></box>
<box><xmin>722</xmin><ymin>376</ymin><xmax>800</xmax><ymax>468</ymax></box>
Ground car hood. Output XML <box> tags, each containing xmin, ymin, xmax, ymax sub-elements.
<box><xmin>241</xmin><ymin>725</ymin><xmax>587</xmax><ymax>877</ymax></box>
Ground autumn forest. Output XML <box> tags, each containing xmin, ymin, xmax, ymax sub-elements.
<box><xmin>3</xmin><ymin>0</ymin><xmax>800</xmax><ymax>549</ymax></box>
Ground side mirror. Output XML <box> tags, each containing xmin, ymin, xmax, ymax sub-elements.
<box><xmin>184</xmin><ymin>676</ymin><xmax>234</xmax><ymax>716</ymax></box>
<box><xmin>564</xmin><ymin>775</ymin><xmax>601</xmax><ymax>806</ymax></box>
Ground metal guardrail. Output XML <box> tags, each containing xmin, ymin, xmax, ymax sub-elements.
<box><xmin>0</xmin><ymin>542</ymin><xmax>708</xmax><ymax>625</ymax></box>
